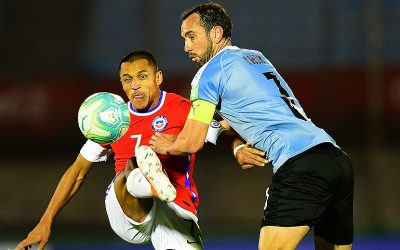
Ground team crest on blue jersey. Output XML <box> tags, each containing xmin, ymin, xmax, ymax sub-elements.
<box><xmin>152</xmin><ymin>116</ymin><xmax>168</xmax><ymax>131</ymax></box>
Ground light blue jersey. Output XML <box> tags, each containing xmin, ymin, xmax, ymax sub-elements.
<box><xmin>190</xmin><ymin>46</ymin><xmax>337</xmax><ymax>173</ymax></box>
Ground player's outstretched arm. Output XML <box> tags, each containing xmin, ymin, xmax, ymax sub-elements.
<box><xmin>15</xmin><ymin>154</ymin><xmax>94</xmax><ymax>250</ymax></box>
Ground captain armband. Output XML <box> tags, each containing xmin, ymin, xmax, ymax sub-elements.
<box><xmin>205</xmin><ymin>119</ymin><xmax>226</xmax><ymax>145</ymax></box>
<box><xmin>187</xmin><ymin>99</ymin><xmax>216</xmax><ymax>124</ymax></box>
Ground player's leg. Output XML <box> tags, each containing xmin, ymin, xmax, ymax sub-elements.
<box><xmin>259</xmin><ymin>226</ymin><xmax>309</xmax><ymax>250</ymax></box>
<box><xmin>314</xmin><ymin>236</ymin><xmax>352</xmax><ymax>250</ymax></box>
<box><xmin>150</xmin><ymin>200</ymin><xmax>203</xmax><ymax>250</ymax></box>
<box><xmin>105</xmin><ymin>167</ymin><xmax>155</xmax><ymax>244</ymax></box>
<box><xmin>258</xmin><ymin>168</ymin><xmax>311</xmax><ymax>250</ymax></box>
<box><xmin>118</xmin><ymin>147</ymin><xmax>201</xmax><ymax>249</ymax></box>
<box><xmin>104</xmin><ymin>156</ymin><xmax>181</xmax><ymax>247</ymax></box>
<box><xmin>259</xmin><ymin>143</ymin><xmax>349</xmax><ymax>250</ymax></box>
<box><xmin>113</xmin><ymin>147</ymin><xmax>176</xmax><ymax>219</ymax></box>
<box><xmin>135</xmin><ymin>145</ymin><xmax>176</xmax><ymax>202</ymax></box>
<box><xmin>314</xmin><ymin>149</ymin><xmax>354</xmax><ymax>250</ymax></box>
<box><xmin>116</xmin><ymin>144</ymin><xmax>177</xmax><ymax>214</ymax></box>
<box><xmin>113</xmin><ymin>159</ymin><xmax>154</xmax><ymax>222</ymax></box>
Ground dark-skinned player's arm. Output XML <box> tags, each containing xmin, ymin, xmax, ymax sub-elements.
<box><xmin>15</xmin><ymin>154</ymin><xmax>94</xmax><ymax>250</ymax></box>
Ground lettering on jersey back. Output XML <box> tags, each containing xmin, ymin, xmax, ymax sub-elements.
<box><xmin>243</xmin><ymin>54</ymin><xmax>267</xmax><ymax>65</ymax></box>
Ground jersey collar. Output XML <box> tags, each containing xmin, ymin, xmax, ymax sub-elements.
<box><xmin>128</xmin><ymin>91</ymin><xmax>166</xmax><ymax>116</ymax></box>
<box><xmin>215</xmin><ymin>45</ymin><xmax>239</xmax><ymax>57</ymax></box>
<box><xmin>197</xmin><ymin>45</ymin><xmax>239</xmax><ymax>72</ymax></box>
<box><xmin>192</xmin><ymin>46</ymin><xmax>240</xmax><ymax>87</ymax></box>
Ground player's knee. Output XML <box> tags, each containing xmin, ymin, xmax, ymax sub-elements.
<box><xmin>124</xmin><ymin>157</ymin><xmax>138</xmax><ymax>177</ymax></box>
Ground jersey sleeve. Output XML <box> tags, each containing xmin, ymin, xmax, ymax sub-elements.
<box><xmin>190</xmin><ymin>61</ymin><xmax>222</xmax><ymax>105</ymax></box>
<box><xmin>80</xmin><ymin>139</ymin><xmax>112</xmax><ymax>162</ymax></box>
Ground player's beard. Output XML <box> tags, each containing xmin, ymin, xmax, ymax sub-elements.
<box><xmin>197</xmin><ymin>38</ymin><xmax>213</xmax><ymax>67</ymax></box>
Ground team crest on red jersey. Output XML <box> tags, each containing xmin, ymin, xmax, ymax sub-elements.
<box><xmin>152</xmin><ymin>116</ymin><xmax>168</xmax><ymax>131</ymax></box>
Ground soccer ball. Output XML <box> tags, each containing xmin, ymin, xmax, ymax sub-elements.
<box><xmin>78</xmin><ymin>92</ymin><xmax>130</xmax><ymax>144</ymax></box>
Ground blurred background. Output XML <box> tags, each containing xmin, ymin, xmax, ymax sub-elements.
<box><xmin>1</xmin><ymin>0</ymin><xmax>399</xmax><ymax>249</ymax></box>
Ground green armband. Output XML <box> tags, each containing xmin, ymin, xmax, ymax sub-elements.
<box><xmin>187</xmin><ymin>100</ymin><xmax>216</xmax><ymax>125</ymax></box>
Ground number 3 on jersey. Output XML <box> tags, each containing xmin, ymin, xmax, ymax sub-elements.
<box><xmin>130</xmin><ymin>134</ymin><xmax>142</xmax><ymax>154</ymax></box>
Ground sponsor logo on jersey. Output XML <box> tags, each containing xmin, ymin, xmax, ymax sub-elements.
<box><xmin>152</xmin><ymin>116</ymin><xmax>168</xmax><ymax>131</ymax></box>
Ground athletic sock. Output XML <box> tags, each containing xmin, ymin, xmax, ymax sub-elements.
<box><xmin>126</xmin><ymin>168</ymin><xmax>157</xmax><ymax>198</ymax></box>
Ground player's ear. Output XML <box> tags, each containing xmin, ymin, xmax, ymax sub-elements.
<box><xmin>156</xmin><ymin>70</ymin><xmax>163</xmax><ymax>86</ymax></box>
<box><xmin>210</xmin><ymin>26</ymin><xmax>224</xmax><ymax>44</ymax></box>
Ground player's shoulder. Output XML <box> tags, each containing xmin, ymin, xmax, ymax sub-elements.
<box><xmin>165</xmin><ymin>92</ymin><xmax>192</xmax><ymax>110</ymax></box>
<box><xmin>214</xmin><ymin>47</ymin><xmax>253</xmax><ymax>67</ymax></box>
<box><xmin>162</xmin><ymin>92</ymin><xmax>191</xmax><ymax>118</ymax></box>
<box><xmin>164</xmin><ymin>92</ymin><xmax>191</xmax><ymax>106</ymax></box>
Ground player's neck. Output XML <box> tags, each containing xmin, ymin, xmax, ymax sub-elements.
<box><xmin>212</xmin><ymin>39</ymin><xmax>232</xmax><ymax>57</ymax></box>
<box><xmin>148</xmin><ymin>89</ymin><xmax>162</xmax><ymax>111</ymax></box>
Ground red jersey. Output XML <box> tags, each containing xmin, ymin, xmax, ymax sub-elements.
<box><xmin>107</xmin><ymin>91</ymin><xmax>199</xmax><ymax>215</ymax></box>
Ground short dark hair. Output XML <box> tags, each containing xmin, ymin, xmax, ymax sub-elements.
<box><xmin>119</xmin><ymin>51</ymin><xmax>158</xmax><ymax>72</ymax></box>
<box><xmin>181</xmin><ymin>1</ymin><xmax>232</xmax><ymax>39</ymax></box>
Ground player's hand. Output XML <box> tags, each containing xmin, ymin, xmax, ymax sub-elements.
<box><xmin>235</xmin><ymin>143</ymin><xmax>268</xmax><ymax>169</ymax></box>
<box><xmin>15</xmin><ymin>223</ymin><xmax>51</xmax><ymax>250</ymax></box>
<box><xmin>149</xmin><ymin>132</ymin><xmax>176</xmax><ymax>155</ymax></box>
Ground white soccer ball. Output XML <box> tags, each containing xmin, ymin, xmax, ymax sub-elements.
<box><xmin>78</xmin><ymin>92</ymin><xmax>130</xmax><ymax>144</ymax></box>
